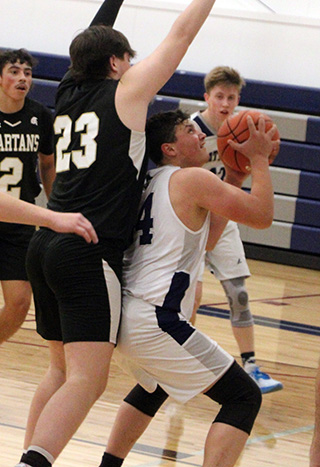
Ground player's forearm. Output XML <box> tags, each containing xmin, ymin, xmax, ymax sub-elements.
<box><xmin>170</xmin><ymin>0</ymin><xmax>216</xmax><ymax>46</ymax></box>
<box><xmin>90</xmin><ymin>0</ymin><xmax>124</xmax><ymax>27</ymax></box>
<box><xmin>248</xmin><ymin>158</ymin><xmax>274</xmax><ymax>228</ymax></box>
<box><xmin>0</xmin><ymin>192</ymin><xmax>50</xmax><ymax>226</ymax></box>
<box><xmin>40</xmin><ymin>166</ymin><xmax>56</xmax><ymax>200</ymax></box>
<box><xmin>206</xmin><ymin>213</ymin><xmax>228</xmax><ymax>251</ymax></box>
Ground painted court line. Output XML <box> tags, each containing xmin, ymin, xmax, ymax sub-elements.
<box><xmin>198</xmin><ymin>305</ymin><xmax>320</xmax><ymax>336</ymax></box>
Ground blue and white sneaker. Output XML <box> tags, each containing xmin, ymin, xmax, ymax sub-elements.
<box><xmin>244</xmin><ymin>359</ymin><xmax>283</xmax><ymax>394</ymax></box>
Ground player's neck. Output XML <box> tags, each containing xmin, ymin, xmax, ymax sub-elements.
<box><xmin>201</xmin><ymin>108</ymin><xmax>220</xmax><ymax>133</ymax></box>
<box><xmin>0</xmin><ymin>92</ymin><xmax>25</xmax><ymax>114</ymax></box>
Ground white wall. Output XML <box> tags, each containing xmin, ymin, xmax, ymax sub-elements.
<box><xmin>1</xmin><ymin>0</ymin><xmax>319</xmax><ymax>88</ymax></box>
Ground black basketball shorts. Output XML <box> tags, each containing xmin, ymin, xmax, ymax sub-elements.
<box><xmin>0</xmin><ymin>236</ymin><xmax>31</xmax><ymax>281</ymax></box>
<box><xmin>26</xmin><ymin>228</ymin><xmax>123</xmax><ymax>344</ymax></box>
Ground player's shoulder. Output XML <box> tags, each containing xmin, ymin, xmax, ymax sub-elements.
<box><xmin>172</xmin><ymin>166</ymin><xmax>212</xmax><ymax>184</ymax></box>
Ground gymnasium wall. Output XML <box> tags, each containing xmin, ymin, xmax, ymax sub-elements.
<box><xmin>0</xmin><ymin>0</ymin><xmax>320</xmax><ymax>88</ymax></box>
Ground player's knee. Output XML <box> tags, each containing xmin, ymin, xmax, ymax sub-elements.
<box><xmin>221</xmin><ymin>277</ymin><xmax>254</xmax><ymax>327</ymax></box>
<box><xmin>124</xmin><ymin>384</ymin><xmax>169</xmax><ymax>417</ymax></box>
<box><xmin>2</xmin><ymin>297</ymin><xmax>30</xmax><ymax>326</ymax></box>
<box><xmin>204</xmin><ymin>361</ymin><xmax>262</xmax><ymax>435</ymax></box>
<box><xmin>232</xmin><ymin>308</ymin><xmax>254</xmax><ymax>328</ymax></box>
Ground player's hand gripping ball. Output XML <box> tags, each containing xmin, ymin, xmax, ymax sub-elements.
<box><xmin>217</xmin><ymin>110</ymin><xmax>280</xmax><ymax>173</ymax></box>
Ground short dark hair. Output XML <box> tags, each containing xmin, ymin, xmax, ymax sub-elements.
<box><xmin>0</xmin><ymin>48</ymin><xmax>37</xmax><ymax>75</ymax></box>
<box><xmin>146</xmin><ymin>109</ymin><xmax>190</xmax><ymax>165</ymax></box>
<box><xmin>69</xmin><ymin>25</ymin><xmax>136</xmax><ymax>82</ymax></box>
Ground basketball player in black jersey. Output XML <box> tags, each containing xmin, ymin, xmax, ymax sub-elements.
<box><xmin>16</xmin><ymin>0</ymin><xmax>219</xmax><ymax>466</ymax></box>
<box><xmin>0</xmin><ymin>48</ymin><xmax>56</xmax><ymax>345</ymax></box>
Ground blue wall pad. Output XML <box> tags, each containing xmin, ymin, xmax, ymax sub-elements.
<box><xmin>291</xmin><ymin>224</ymin><xmax>320</xmax><ymax>255</ymax></box>
<box><xmin>306</xmin><ymin>117</ymin><xmax>320</xmax><ymax>145</ymax></box>
<box><xmin>295</xmin><ymin>198</ymin><xmax>320</xmax><ymax>228</ymax></box>
<box><xmin>32</xmin><ymin>52</ymin><xmax>69</xmax><ymax>81</ymax></box>
<box><xmin>274</xmin><ymin>141</ymin><xmax>320</xmax><ymax>173</ymax></box>
<box><xmin>148</xmin><ymin>96</ymin><xmax>180</xmax><ymax>117</ymax></box>
<box><xmin>241</xmin><ymin>80</ymin><xmax>320</xmax><ymax>116</ymax></box>
<box><xmin>298</xmin><ymin>171</ymin><xmax>320</xmax><ymax>200</ymax></box>
<box><xmin>29</xmin><ymin>79</ymin><xmax>58</xmax><ymax>109</ymax></box>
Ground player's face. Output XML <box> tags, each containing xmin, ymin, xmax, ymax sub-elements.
<box><xmin>173</xmin><ymin>120</ymin><xmax>209</xmax><ymax>168</ymax></box>
<box><xmin>204</xmin><ymin>84</ymin><xmax>240</xmax><ymax>130</ymax></box>
<box><xmin>0</xmin><ymin>61</ymin><xmax>32</xmax><ymax>102</ymax></box>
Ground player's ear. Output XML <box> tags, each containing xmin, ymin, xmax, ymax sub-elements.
<box><xmin>161</xmin><ymin>142</ymin><xmax>175</xmax><ymax>158</ymax></box>
<box><xmin>109</xmin><ymin>55</ymin><xmax>118</xmax><ymax>72</ymax></box>
<box><xmin>204</xmin><ymin>92</ymin><xmax>209</xmax><ymax>103</ymax></box>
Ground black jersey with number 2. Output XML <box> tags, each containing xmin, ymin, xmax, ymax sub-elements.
<box><xmin>0</xmin><ymin>97</ymin><xmax>54</xmax><ymax>240</ymax></box>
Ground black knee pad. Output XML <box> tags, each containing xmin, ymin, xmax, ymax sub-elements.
<box><xmin>204</xmin><ymin>361</ymin><xmax>262</xmax><ymax>435</ymax></box>
<box><xmin>124</xmin><ymin>384</ymin><xmax>169</xmax><ymax>417</ymax></box>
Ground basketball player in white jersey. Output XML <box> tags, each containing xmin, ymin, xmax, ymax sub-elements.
<box><xmin>97</xmin><ymin>108</ymin><xmax>279</xmax><ymax>467</ymax></box>
<box><xmin>192</xmin><ymin>66</ymin><xmax>282</xmax><ymax>394</ymax></box>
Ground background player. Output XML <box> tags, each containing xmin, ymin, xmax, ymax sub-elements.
<box><xmin>192</xmin><ymin>65</ymin><xmax>283</xmax><ymax>394</ymax></box>
<box><xmin>0</xmin><ymin>48</ymin><xmax>55</xmax><ymax>345</ymax></box>
<box><xmin>0</xmin><ymin>191</ymin><xmax>97</xmax><ymax>243</ymax></box>
<box><xmin>98</xmin><ymin>108</ymin><xmax>277</xmax><ymax>467</ymax></box>
<box><xmin>16</xmin><ymin>0</ymin><xmax>220</xmax><ymax>466</ymax></box>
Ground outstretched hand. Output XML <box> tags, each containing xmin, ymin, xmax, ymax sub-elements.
<box><xmin>49</xmin><ymin>212</ymin><xmax>99</xmax><ymax>244</ymax></box>
<box><xmin>228</xmin><ymin>115</ymin><xmax>279</xmax><ymax>164</ymax></box>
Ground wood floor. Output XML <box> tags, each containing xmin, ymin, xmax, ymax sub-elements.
<box><xmin>1</xmin><ymin>259</ymin><xmax>319</xmax><ymax>467</ymax></box>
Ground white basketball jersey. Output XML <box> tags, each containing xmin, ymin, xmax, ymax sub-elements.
<box><xmin>191</xmin><ymin>111</ymin><xmax>226</xmax><ymax>180</ymax></box>
<box><xmin>123</xmin><ymin>165</ymin><xmax>210</xmax><ymax>319</ymax></box>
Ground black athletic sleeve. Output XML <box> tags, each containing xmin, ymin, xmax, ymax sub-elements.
<box><xmin>90</xmin><ymin>0</ymin><xmax>124</xmax><ymax>27</ymax></box>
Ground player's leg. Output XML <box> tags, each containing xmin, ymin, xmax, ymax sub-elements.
<box><xmin>204</xmin><ymin>423</ymin><xmax>248</xmax><ymax>466</ymax></box>
<box><xmin>99</xmin><ymin>384</ymin><xmax>169</xmax><ymax>466</ymax></box>
<box><xmin>19</xmin><ymin>231</ymin><xmax>120</xmax><ymax>466</ymax></box>
<box><xmin>221</xmin><ymin>276</ymin><xmax>283</xmax><ymax>394</ymax></box>
<box><xmin>191</xmin><ymin>255</ymin><xmax>205</xmax><ymax>325</ymax></box>
<box><xmin>23</xmin><ymin>341</ymin><xmax>66</xmax><ymax>450</ymax></box>
<box><xmin>206</xmin><ymin>221</ymin><xmax>283</xmax><ymax>394</ymax></box>
<box><xmin>107</xmin><ymin>296</ymin><xmax>259</xmax><ymax>467</ymax></box>
<box><xmin>220</xmin><ymin>276</ymin><xmax>254</xmax><ymax>357</ymax></box>
<box><xmin>202</xmin><ymin>361</ymin><xmax>261</xmax><ymax>466</ymax></box>
<box><xmin>0</xmin><ymin>279</ymin><xmax>32</xmax><ymax>343</ymax></box>
<box><xmin>191</xmin><ymin>279</ymin><xmax>203</xmax><ymax>325</ymax></box>
<box><xmin>0</xmin><ymin>238</ymin><xmax>33</xmax><ymax>343</ymax></box>
<box><xmin>22</xmin><ymin>341</ymin><xmax>114</xmax><ymax>464</ymax></box>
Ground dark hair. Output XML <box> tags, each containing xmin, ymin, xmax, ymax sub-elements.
<box><xmin>146</xmin><ymin>109</ymin><xmax>190</xmax><ymax>165</ymax></box>
<box><xmin>69</xmin><ymin>25</ymin><xmax>136</xmax><ymax>82</ymax></box>
<box><xmin>0</xmin><ymin>48</ymin><xmax>37</xmax><ymax>75</ymax></box>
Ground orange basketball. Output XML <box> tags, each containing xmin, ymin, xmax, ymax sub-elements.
<box><xmin>217</xmin><ymin>110</ymin><xmax>280</xmax><ymax>173</ymax></box>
